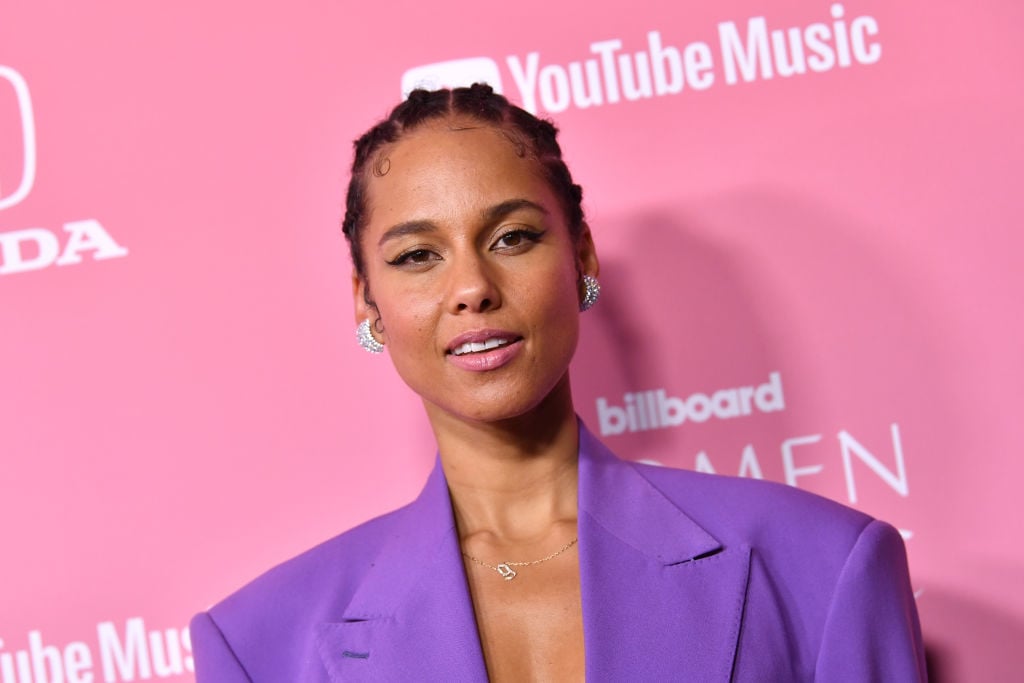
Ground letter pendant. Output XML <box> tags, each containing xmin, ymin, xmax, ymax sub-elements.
<box><xmin>496</xmin><ymin>563</ymin><xmax>517</xmax><ymax>581</ymax></box>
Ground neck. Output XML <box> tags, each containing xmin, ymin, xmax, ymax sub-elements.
<box><xmin>425</xmin><ymin>376</ymin><xmax>580</xmax><ymax>542</ymax></box>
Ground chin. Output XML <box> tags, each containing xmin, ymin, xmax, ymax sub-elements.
<box><xmin>439</xmin><ymin>400</ymin><xmax>538</xmax><ymax>426</ymax></box>
<box><xmin>427</xmin><ymin>375</ymin><xmax>572</xmax><ymax>427</ymax></box>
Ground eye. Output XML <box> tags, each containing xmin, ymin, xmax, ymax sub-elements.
<box><xmin>492</xmin><ymin>228</ymin><xmax>543</xmax><ymax>252</ymax></box>
<box><xmin>387</xmin><ymin>248</ymin><xmax>440</xmax><ymax>267</ymax></box>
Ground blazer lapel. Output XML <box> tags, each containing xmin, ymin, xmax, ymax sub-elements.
<box><xmin>315</xmin><ymin>460</ymin><xmax>488</xmax><ymax>682</ymax></box>
<box><xmin>315</xmin><ymin>423</ymin><xmax>750</xmax><ymax>681</ymax></box>
<box><xmin>577</xmin><ymin>425</ymin><xmax>751</xmax><ymax>681</ymax></box>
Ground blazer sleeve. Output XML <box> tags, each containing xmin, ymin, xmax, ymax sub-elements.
<box><xmin>814</xmin><ymin>520</ymin><xmax>928</xmax><ymax>681</ymax></box>
<box><xmin>190</xmin><ymin>611</ymin><xmax>254</xmax><ymax>683</ymax></box>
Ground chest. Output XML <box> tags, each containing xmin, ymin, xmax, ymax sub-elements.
<box><xmin>465</xmin><ymin>557</ymin><xmax>585</xmax><ymax>682</ymax></box>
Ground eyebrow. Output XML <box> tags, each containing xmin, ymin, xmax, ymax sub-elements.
<box><xmin>378</xmin><ymin>220</ymin><xmax>435</xmax><ymax>247</ymax></box>
<box><xmin>378</xmin><ymin>198</ymin><xmax>548</xmax><ymax>247</ymax></box>
<box><xmin>483</xmin><ymin>198</ymin><xmax>548</xmax><ymax>223</ymax></box>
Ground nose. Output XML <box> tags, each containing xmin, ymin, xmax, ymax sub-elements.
<box><xmin>446</xmin><ymin>253</ymin><xmax>501</xmax><ymax>314</ymax></box>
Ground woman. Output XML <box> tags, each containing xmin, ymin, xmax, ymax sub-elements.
<box><xmin>190</xmin><ymin>85</ymin><xmax>926</xmax><ymax>681</ymax></box>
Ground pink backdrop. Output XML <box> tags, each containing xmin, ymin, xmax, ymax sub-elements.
<box><xmin>2</xmin><ymin>1</ymin><xmax>1021</xmax><ymax>680</ymax></box>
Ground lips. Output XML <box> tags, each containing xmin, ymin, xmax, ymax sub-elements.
<box><xmin>451</xmin><ymin>337</ymin><xmax>514</xmax><ymax>356</ymax></box>
<box><xmin>445</xmin><ymin>329</ymin><xmax>524</xmax><ymax>372</ymax></box>
<box><xmin>445</xmin><ymin>330</ymin><xmax>522</xmax><ymax>356</ymax></box>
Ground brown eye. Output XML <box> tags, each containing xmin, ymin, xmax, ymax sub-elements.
<box><xmin>406</xmin><ymin>249</ymin><xmax>432</xmax><ymax>263</ymax></box>
<box><xmin>493</xmin><ymin>229</ymin><xmax>543</xmax><ymax>252</ymax></box>
<box><xmin>387</xmin><ymin>248</ymin><xmax>440</xmax><ymax>267</ymax></box>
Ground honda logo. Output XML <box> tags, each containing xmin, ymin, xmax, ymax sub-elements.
<box><xmin>0</xmin><ymin>65</ymin><xmax>37</xmax><ymax>210</ymax></box>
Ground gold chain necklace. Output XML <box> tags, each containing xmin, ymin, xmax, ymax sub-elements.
<box><xmin>462</xmin><ymin>537</ymin><xmax>578</xmax><ymax>581</ymax></box>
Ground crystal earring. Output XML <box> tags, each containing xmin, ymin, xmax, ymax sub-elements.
<box><xmin>356</xmin><ymin>319</ymin><xmax>384</xmax><ymax>354</ymax></box>
<box><xmin>580</xmin><ymin>274</ymin><xmax>601</xmax><ymax>312</ymax></box>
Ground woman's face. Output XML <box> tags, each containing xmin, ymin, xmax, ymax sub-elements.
<box><xmin>353</xmin><ymin>116</ymin><xmax>598</xmax><ymax>425</ymax></box>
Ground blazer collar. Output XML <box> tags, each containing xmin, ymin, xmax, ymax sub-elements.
<box><xmin>317</xmin><ymin>420</ymin><xmax>750</xmax><ymax>681</ymax></box>
<box><xmin>576</xmin><ymin>423</ymin><xmax>750</xmax><ymax>681</ymax></box>
<box><xmin>576</xmin><ymin>424</ymin><xmax>721</xmax><ymax>564</ymax></box>
<box><xmin>316</xmin><ymin>461</ymin><xmax>489</xmax><ymax>681</ymax></box>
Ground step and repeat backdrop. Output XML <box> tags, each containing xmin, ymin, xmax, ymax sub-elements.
<box><xmin>2</xmin><ymin>1</ymin><xmax>1021</xmax><ymax>680</ymax></box>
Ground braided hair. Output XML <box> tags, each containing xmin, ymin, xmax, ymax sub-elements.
<box><xmin>341</xmin><ymin>83</ymin><xmax>585</xmax><ymax>282</ymax></box>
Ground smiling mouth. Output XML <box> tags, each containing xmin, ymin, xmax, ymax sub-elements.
<box><xmin>450</xmin><ymin>337</ymin><xmax>517</xmax><ymax>356</ymax></box>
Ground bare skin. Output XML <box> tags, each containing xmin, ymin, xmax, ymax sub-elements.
<box><xmin>352</xmin><ymin>117</ymin><xmax>597</xmax><ymax>680</ymax></box>
<box><xmin>441</xmin><ymin>380</ymin><xmax>585</xmax><ymax>682</ymax></box>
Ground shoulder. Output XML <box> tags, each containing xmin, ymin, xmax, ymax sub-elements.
<box><xmin>632</xmin><ymin>466</ymin><xmax>926</xmax><ymax>679</ymax></box>
<box><xmin>627</xmin><ymin>462</ymin><xmax>919</xmax><ymax>641</ymax></box>
<box><xmin>630</xmin><ymin>460</ymin><xmax>877</xmax><ymax>557</ymax></box>
<box><xmin>192</xmin><ymin>502</ymin><xmax>411</xmax><ymax>681</ymax></box>
<box><xmin>215</xmin><ymin>503</ymin><xmax>407</xmax><ymax>622</ymax></box>
<box><xmin>582</xmin><ymin>446</ymin><xmax>924</xmax><ymax>678</ymax></box>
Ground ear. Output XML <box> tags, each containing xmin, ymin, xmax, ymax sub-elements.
<box><xmin>352</xmin><ymin>273</ymin><xmax>372</xmax><ymax>326</ymax></box>
<box><xmin>576</xmin><ymin>222</ymin><xmax>600</xmax><ymax>278</ymax></box>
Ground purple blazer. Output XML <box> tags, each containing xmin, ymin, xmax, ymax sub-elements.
<box><xmin>191</xmin><ymin>424</ymin><xmax>927</xmax><ymax>681</ymax></box>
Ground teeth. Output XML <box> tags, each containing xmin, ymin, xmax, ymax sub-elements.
<box><xmin>452</xmin><ymin>338</ymin><xmax>511</xmax><ymax>356</ymax></box>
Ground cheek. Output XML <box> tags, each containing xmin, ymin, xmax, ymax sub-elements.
<box><xmin>375</xmin><ymin>288</ymin><xmax>437</xmax><ymax>348</ymax></box>
<box><xmin>525</xmin><ymin>270</ymin><xmax>581</xmax><ymax>335</ymax></box>
<box><xmin>377</xmin><ymin>304</ymin><xmax>436</xmax><ymax>389</ymax></box>
<box><xmin>547</xmin><ymin>262</ymin><xmax>583</xmax><ymax>312</ymax></box>
<box><xmin>383</xmin><ymin>309</ymin><xmax>428</xmax><ymax>345</ymax></box>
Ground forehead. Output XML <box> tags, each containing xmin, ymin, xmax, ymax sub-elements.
<box><xmin>363</xmin><ymin>117</ymin><xmax>554</xmax><ymax>225</ymax></box>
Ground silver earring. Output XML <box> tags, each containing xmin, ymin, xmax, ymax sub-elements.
<box><xmin>356</xmin><ymin>319</ymin><xmax>384</xmax><ymax>354</ymax></box>
<box><xmin>580</xmin><ymin>274</ymin><xmax>601</xmax><ymax>312</ymax></box>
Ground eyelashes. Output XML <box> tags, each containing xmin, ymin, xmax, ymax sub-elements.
<box><xmin>386</xmin><ymin>248</ymin><xmax>437</xmax><ymax>267</ymax></box>
<box><xmin>492</xmin><ymin>227</ymin><xmax>544</xmax><ymax>251</ymax></box>
<box><xmin>386</xmin><ymin>228</ymin><xmax>545</xmax><ymax>268</ymax></box>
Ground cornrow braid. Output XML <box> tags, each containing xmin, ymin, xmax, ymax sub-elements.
<box><xmin>341</xmin><ymin>83</ymin><xmax>585</xmax><ymax>281</ymax></box>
